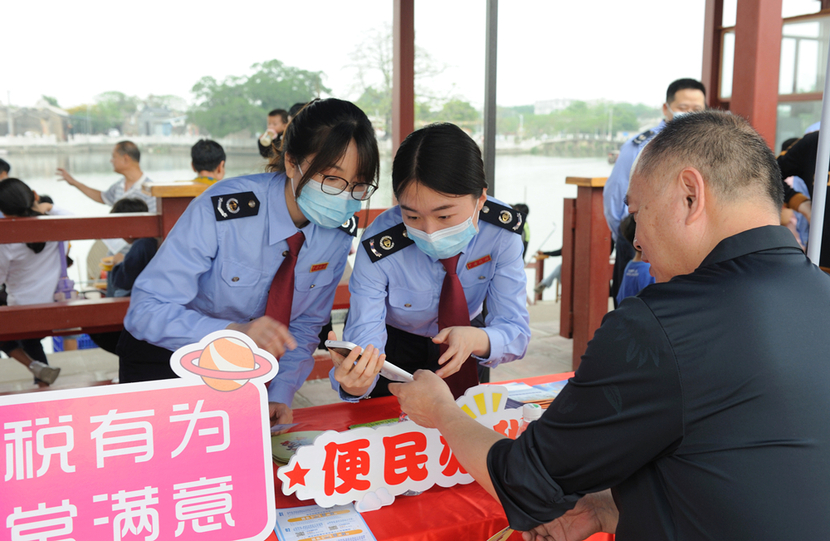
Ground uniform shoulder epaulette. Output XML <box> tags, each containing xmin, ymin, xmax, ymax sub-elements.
<box><xmin>211</xmin><ymin>192</ymin><xmax>260</xmax><ymax>221</ymax></box>
<box><xmin>478</xmin><ymin>201</ymin><xmax>524</xmax><ymax>234</ymax></box>
<box><xmin>338</xmin><ymin>215</ymin><xmax>359</xmax><ymax>237</ymax></box>
<box><xmin>632</xmin><ymin>129</ymin><xmax>655</xmax><ymax>146</ymax></box>
<box><xmin>361</xmin><ymin>222</ymin><xmax>414</xmax><ymax>263</ymax></box>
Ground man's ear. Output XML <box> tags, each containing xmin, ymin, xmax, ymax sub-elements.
<box><xmin>679</xmin><ymin>167</ymin><xmax>706</xmax><ymax>224</ymax></box>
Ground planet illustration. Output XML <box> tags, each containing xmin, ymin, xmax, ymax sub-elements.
<box><xmin>180</xmin><ymin>336</ymin><xmax>273</xmax><ymax>391</ymax></box>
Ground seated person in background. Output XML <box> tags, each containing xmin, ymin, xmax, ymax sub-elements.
<box><xmin>615</xmin><ymin>214</ymin><xmax>655</xmax><ymax>305</ymax></box>
<box><xmin>89</xmin><ymin>198</ymin><xmax>159</xmax><ymax>354</ymax></box>
<box><xmin>56</xmin><ymin>140</ymin><xmax>157</xmax><ymax>213</ymax></box>
<box><xmin>390</xmin><ymin>111</ymin><xmax>830</xmax><ymax>540</ymax></box>
<box><xmin>532</xmin><ymin>248</ymin><xmax>562</xmax><ymax>294</ymax></box>
<box><xmin>0</xmin><ymin>178</ymin><xmax>62</xmax><ymax>386</ymax></box>
<box><xmin>258</xmin><ymin>109</ymin><xmax>289</xmax><ymax>158</ymax></box>
<box><xmin>191</xmin><ymin>139</ymin><xmax>226</xmax><ymax>185</ymax></box>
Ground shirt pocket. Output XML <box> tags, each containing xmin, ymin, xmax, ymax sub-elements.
<box><xmin>388</xmin><ymin>287</ymin><xmax>434</xmax><ymax>312</ymax></box>
<box><xmin>220</xmin><ymin>260</ymin><xmax>263</xmax><ymax>288</ymax></box>
<box><xmin>295</xmin><ymin>267</ymin><xmax>335</xmax><ymax>292</ymax></box>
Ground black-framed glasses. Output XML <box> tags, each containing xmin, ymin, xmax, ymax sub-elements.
<box><xmin>318</xmin><ymin>174</ymin><xmax>377</xmax><ymax>201</ymax></box>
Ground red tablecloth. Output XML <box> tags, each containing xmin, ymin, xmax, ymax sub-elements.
<box><xmin>267</xmin><ymin>373</ymin><xmax>614</xmax><ymax>541</ymax></box>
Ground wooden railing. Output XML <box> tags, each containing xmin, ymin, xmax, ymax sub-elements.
<box><xmin>0</xmin><ymin>182</ymin><xmax>386</xmax><ymax>380</ymax></box>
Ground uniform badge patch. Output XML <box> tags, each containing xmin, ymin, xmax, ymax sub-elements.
<box><xmin>466</xmin><ymin>255</ymin><xmax>492</xmax><ymax>270</ymax></box>
<box><xmin>310</xmin><ymin>263</ymin><xmax>329</xmax><ymax>273</ymax></box>
<box><xmin>211</xmin><ymin>192</ymin><xmax>260</xmax><ymax>221</ymax></box>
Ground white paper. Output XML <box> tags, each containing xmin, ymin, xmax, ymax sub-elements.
<box><xmin>274</xmin><ymin>504</ymin><xmax>376</xmax><ymax>541</ymax></box>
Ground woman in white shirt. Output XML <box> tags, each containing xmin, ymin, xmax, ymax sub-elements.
<box><xmin>0</xmin><ymin>178</ymin><xmax>62</xmax><ymax>385</ymax></box>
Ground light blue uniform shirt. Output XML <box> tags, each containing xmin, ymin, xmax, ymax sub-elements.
<box><xmin>125</xmin><ymin>172</ymin><xmax>352</xmax><ymax>405</ymax></box>
<box><xmin>331</xmin><ymin>197</ymin><xmax>531</xmax><ymax>399</ymax></box>
<box><xmin>603</xmin><ymin>121</ymin><xmax>665</xmax><ymax>240</ymax></box>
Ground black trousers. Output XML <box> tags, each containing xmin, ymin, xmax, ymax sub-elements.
<box><xmin>117</xmin><ymin>330</ymin><xmax>178</xmax><ymax>383</ymax></box>
<box><xmin>370</xmin><ymin>313</ymin><xmax>487</xmax><ymax>398</ymax></box>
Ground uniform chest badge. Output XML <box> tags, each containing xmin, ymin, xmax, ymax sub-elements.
<box><xmin>466</xmin><ymin>255</ymin><xmax>492</xmax><ymax>270</ymax></box>
<box><xmin>310</xmin><ymin>262</ymin><xmax>329</xmax><ymax>273</ymax></box>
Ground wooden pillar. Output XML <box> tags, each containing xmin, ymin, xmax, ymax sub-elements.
<box><xmin>561</xmin><ymin>177</ymin><xmax>612</xmax><ymax>370</ymax></box>
<box><xmin>149</xmin><ymin>183</ymin><xmax>209</xmax><ymax>239</ymax></box>
<box><xmin>701</xmin><ymin>0</ymin><xmax>725</xmax><ymax>109</ymax></box>
<box><xmin>392</xmin><ymin>0</ymin><xmax>415</xmax><ymax>160</ymax></box>
<box><xmin>730</xmin><ymin>0</ymin><xmax>782</xmax><ymax>147</ymax></box>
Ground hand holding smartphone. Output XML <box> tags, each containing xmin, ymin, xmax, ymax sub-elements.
<box><xmin>325</xmin><ymin>340</ymin><xmax>414</xmax><ymax>382</ymax></box>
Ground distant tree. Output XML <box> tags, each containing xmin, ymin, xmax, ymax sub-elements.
<box><xmin>433</xmin><ymin>99</ymin><xmax>480</xmax><ymax>125</ymax></box>
<box><xmin>348</xmin><ymin>25</ymin><xmax>446</xmax><ymax>133</ymax></box>
<box><xmin>66</xmin><ymin>91</ymin><xmax>139</xmax><ymax>134</ymax></box>
<box><xmin>188</xmin><ymin>60</ymin><xmax>329</xmax><ymax>138</ymax></box>
<box><xmin>144</xmin><ymin>94</ymin><xmax>188</xmax><ymax>112</ymax></box>
<box><xmin>41</xmin><ymin>95</ymin><xmax>59</xmax><ymax>107</ymax></box>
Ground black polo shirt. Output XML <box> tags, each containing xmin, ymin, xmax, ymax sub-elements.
<box><xmin>488</xmin><ymin>226</ymin><xmax>830</xmax><ymax>540</ymax></box>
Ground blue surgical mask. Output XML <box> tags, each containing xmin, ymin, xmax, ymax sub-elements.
<box><xmin>293</xmin><ymin>166</ymin><xmax>361</xmax><ymax>229</ymax></box>
<box><xmin>405</xmin><ymin>206</ymin><xmax>479</xmax><ymax>260</ymax></box>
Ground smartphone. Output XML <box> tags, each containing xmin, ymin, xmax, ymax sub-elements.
<box><xmin>324</xmin><ymin>340</ymin><xmax>414</xmax><ymax>382</ymax></box>
<box><xmin>325</xmin><ymin>340</ymin><xmax>359</xmax><ymax>359</ymax></box>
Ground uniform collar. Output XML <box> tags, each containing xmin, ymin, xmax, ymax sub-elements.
<box><xmin>268</xmin><ymin>172</ymin><xmax>315</xmax><ymax>246</ymax></box>
<box><xmin>699</xmin><ymin>225</ymin><xmax>803</xmax><ymax>269</ymax></box>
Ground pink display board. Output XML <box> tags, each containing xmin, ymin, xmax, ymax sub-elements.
<box><xmin>1</xmin><ymin>331</ymin><xmax>277</xmax><ymax>541</ymax></box>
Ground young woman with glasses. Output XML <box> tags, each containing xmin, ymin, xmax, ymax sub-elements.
<box><xmin>328</xmin><ymin>123</ymin><xmax>531</xmax><ymax>401</ymax></box>
<box><xmin>120</xmin><ymin>98</ymin><xmax>381</xmax><ymax>429</ymax></box>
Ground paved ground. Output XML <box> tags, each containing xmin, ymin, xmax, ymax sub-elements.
<box><xmin>0</xmin><ymin>299</ymin><xmax>575</xmax><ymax>405</ymax></box>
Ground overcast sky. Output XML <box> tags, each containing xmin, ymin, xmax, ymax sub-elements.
<box><xmin>5</xmin><ymin>0</ymin><xmax>711</xmax><ymax>110</ymax></box>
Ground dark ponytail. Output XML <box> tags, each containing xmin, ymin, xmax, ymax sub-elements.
<box><xmin>0</xmin><ymin>178</ymin><xmax>46</xmax><ymax>253</ymax></box>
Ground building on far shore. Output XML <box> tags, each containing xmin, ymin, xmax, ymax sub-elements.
<box><xmin>0</xmin><ymin>100</ymin><xmax>71</xmax><ymax>140</ymax></box>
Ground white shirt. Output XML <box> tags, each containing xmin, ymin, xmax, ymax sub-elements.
<box><xmin>101</xmin><ymin>173</ymin><xmax>157</xmax><ymax>213</ymax></box>
<box><xmin>0</xmin><ymin>242</ymin><xmax>61</xmax><ymax>305</ymax></box>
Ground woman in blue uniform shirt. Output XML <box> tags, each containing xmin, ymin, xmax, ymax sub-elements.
<box><xmin>329</xmin><ymin>122</ymin><xmax>531</xmax><ymax>400</ymax></box>
<box><xmin>120</xmin><ymin>98</ymin><xmax>380</xmax><ymax>427</ymax></box>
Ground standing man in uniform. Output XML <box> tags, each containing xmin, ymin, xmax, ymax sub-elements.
<box><xmin>56</xmin><ymin>140</ymin><xmax>157</xmax><ymax>212</ymax></box>
<box><xmin>603</xmin><ymin>79</ymin><xmax>706</xmax><ymax>304</ymax></box>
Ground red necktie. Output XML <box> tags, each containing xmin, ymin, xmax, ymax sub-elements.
<box><xmin>265</xmin><ymin>231</ymin><xmax>304</xmax><ymax>327</ymax></box>
<box><xmin>439</xmin><ymin>254</ymin><xmax>479</xmax><ymax>398</ymax></box>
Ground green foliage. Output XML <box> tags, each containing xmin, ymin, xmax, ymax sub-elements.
<box><xmin>66</xmin><ymin>91</ymin><xmax>140</xmax><ymax>134</ymax></box>
<box><xmin>41</xmin><ymin>95</ymin><xmax>59</xmax><ymax>107</ymax></box>
<box><xmin>497</xmin><ymin>100</ymin><xmax>661</xmax><ymax>139</ymax></box>
<box><xmin>431</xmin><ymin>99</ymin><xmax>480</xmax><ymax>125</ymax></box>
<box><xmin>188</xmin><ymin>60</ymin><xmax>330</xmax><ymax>137</ymax></box>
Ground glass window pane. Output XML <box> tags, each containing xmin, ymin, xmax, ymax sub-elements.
<box><xmin>780</xmin><ymin>38</ymin><xmax>797</xmax><ymax>94</ymax></box>
<box><xmin>721</xmin><ymin>31</ymin><xmax>735</xmax><ymax>100</ymax></box>
<box><xmin>776</xmin><ymin>100</ymin><xmax>823</xmax><ymax>152</ymax></box>
<box><xmin>722</xmin><ymin>0</ymin><xmax>737</xmax><ymax>27</ymax></box>
<box><xmin>781</xmin><ymin>15</ymin><xmax>830</xmax><ymax>95</ymax></box>
<box><xmin>782</xmin><ymin>0</ymin><xmax>821</xmax><ymax>18</ymax></box>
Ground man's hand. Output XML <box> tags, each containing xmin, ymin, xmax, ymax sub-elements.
<box><xmin>56</xmin><ymin>168</ymin><xmax>77</xmax><ymax>186</ymax></box>
<box><xmin>227</xmin><ymin>316</ymin><xmax>296</xmax><ymax>359</ymax></box>
<box><xmin>433</xmin><ymin>326</ymin><xmax>490</xmax><ymax>378</ymax></box>
<box><xmin>112</xmin><ymin>252</ymin><xmax>125</xmax><ymax>265</ymax></box>
<box><xmin>798</xmin><ymin>200</ymin><xmax>812</xmax><ymax>223</ymax></box>
<box><xmin>389</xmin><ymin>370</ymin><xmax>456</xmax><ymax>429</ymax></box>
<box><xmin>521</xmin><ymin>490</ymin><xmax>618</xmax><ymax>541</ymax></box>
<box><xmin>330</xmin><ymin>331</ymin><xmax>385</xmax><ymax>397</ymax></box>
<box><xmin>269</xmin><ymin>402</ymin><xmax>293</xmax><ymax>431</ymax></box>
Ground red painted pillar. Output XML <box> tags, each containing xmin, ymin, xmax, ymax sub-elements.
<box><xmin>730</xmin><ymin>0</ymin><xmax>782</xmax><ymax>147</ymax></box>
<box><xmin>392</xmin><ymin>0</ymin><xmax>415</xmax><ymax>160</ymax></box>
<box><xmin>561</xmin><ymin>178</ymin><xmax>612</xmax><ymax>370</ymax></box>
<box><xmin>701</xmin><ymin>0</ymin><xmax>725</xmax><ymax>110</ymax></box>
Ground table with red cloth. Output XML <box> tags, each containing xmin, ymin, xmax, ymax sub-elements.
<box><xmin>266</xmin><ymin>372</ymin><xmax>614</xmax><ymax>541</ymax></box>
